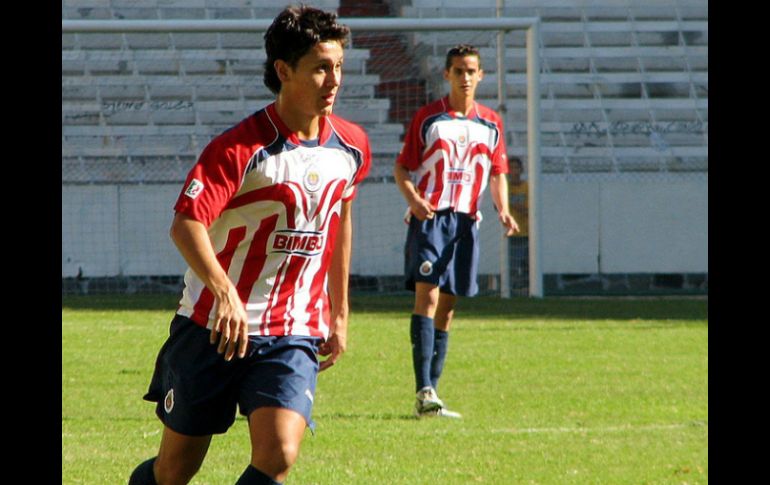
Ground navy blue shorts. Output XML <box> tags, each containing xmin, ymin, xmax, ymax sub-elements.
<box><xmin>143</xmin><ymin>315</ymin><xmax>321</xmax><ymax>436</ymax></box>
<box><xmin>404</xmin><ymin>209</ymin><xmax>479</xmax><ymax>297</ymax></box>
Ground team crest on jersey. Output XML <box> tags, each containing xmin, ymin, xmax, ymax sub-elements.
<box><xmin>164</xmin><ymin>389</ymin><xmax>174</xmax><ymax>413</ymax></box>
<box><xmin>457</xmin><ymin>134</ymin><xmax>467</xmax><ymax>146</ymax></box>
<box><xmin>419</xmin><ymin>260</ymin><xmax>433</xmax><ymax>276</ymax></box>
<box><xmin>184</xmin><ymin>179</ymin><xmax>204</xmax><ymax>199</ymax></box>
<box><xmin>303</xmin><ymin>164</ymin><xmax>323</xmax><ymax>193</ymax></box>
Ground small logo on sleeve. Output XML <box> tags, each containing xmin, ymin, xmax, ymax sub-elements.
<box><xmin>184</xmin><ymin>179</ymin><xmax>205</xmax><ymax>199</ymax></box>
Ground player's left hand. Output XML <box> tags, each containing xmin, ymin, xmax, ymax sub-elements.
<box><xmin>499</xmin><ymin>212</ymin><xmax>519</xmax><ymax>237</ymax></box>
<box><xmin>318</xmin><ymin>318</ymin><xmax>347</xmax><ymax>372</ymax></box>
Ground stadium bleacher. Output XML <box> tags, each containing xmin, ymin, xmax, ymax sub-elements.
<box><xmin>62</xmin><ymin>1</ymin><xmax>412</xmax><ymax>181</ymax></box>
<box><xmin>63</xmin><ymin>0</ymin><xmax>707</xmax><ymax>181</ymax></box>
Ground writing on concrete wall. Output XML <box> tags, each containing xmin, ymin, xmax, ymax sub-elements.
<box><xmin>102</xmin><ymin>100</ymin><xmax>194</xmax><ymax>112</ymax></box>
<box><xmin>569</xmin><ymin>120</ymin><xmax>705</xmax><ymax>137</ymax></box>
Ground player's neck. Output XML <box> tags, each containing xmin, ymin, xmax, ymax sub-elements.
<box><xmin>447</xmin><ymin>93</ymin><xmax>475</xmax><ymax>116</ymax></box>
<box><xmin>274</xmin><ymin>97</ymin><xmax>321</xmax><ymax>140</ymax></box>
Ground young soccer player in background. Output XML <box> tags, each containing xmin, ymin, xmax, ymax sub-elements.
<box><xmin>394</xmin><ymin>44</ymin><xmax>518</xmax><ymax>418</ymax></box>
<box><xmin>129</xmin><ymin>6</ymin><xmax>370</xmax><ymax>484</ymax></box>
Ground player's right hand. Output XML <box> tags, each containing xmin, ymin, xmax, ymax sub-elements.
<box><xmin>210</xmin><ymin>286</ymin><xmax>249</xmax><ymax>361</ymax></box>
<box><xmin>409</xmin><ymin>197</ymin><xmax>436</xmax><ymax>221</ymax></box>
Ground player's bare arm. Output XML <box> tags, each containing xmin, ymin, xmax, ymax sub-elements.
<box><xmin>393</xmin><ymin>163</ymin><xmax>435</xmax><ymax>220</ymax></box>
<box><xmin>170</xmin><ymin>212</ymin><xmax>249</xmax><ymax>361</ymax></box>
<box><xmin>489</xmin><ymin>173</ymin><xmax>519</xmax><ymax>237</ymax></box>
<box><xmin>319</xmin><ymin>199</ymin><xmax>353</xmax><ymax>371</ymax></box>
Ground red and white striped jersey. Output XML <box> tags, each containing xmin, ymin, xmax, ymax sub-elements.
<box><xmin>174</xmin><ymin>102</ymin><xmax>370</xmax><ymax>339</ymax></box>
<box><xmin>396</xmin><ymin>96</ymin><xmax>508</xmax><ymax>217</ymax></box>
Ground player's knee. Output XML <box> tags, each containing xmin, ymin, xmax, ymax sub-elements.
<box><xmin>279</xmin><ymin>441</ymin><xmax>300</xmax><ymax>468</ymax></box>
<box><xmin>252</xmin><ymin>441</ymin><xmax>300</xmax><ymax>478</ymax></box>
<box><xmin>414</xmin><ymin>294</ymin><xmax>439</xmax><ymax>317</ymax></box>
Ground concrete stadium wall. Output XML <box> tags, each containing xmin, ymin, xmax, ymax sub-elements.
<box><xmin>538</xmin><ymin>174</ymin><xmax>708</xmax><ymax>274</ymax></box>
<box><xmin>62</xmin><ymin>184</ymin><xmax>186</xmax><ymax>278</ymax></box>
<box><xmin>62</xmin><ymin>173</ymin><xmax>707</xmax><ymax>279</ymax></box>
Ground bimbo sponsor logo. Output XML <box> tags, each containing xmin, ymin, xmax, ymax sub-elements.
<box><xmin>271</xmin><ymin>230</ymin><xmax>325</xmax><ymax>256</ymax></box>
<box><xmin>447</xmin><ymin>169</ymin><xmax>473</xmax><ymax>185</ymax></box>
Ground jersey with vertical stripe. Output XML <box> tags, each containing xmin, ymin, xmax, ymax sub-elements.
<box><xmin>396</xmin><ymin>96</ymin><xmax>508</xmax><ymax>217</ymax></box>
<box><xmin>173</xmin><ymin>102</ymin><xmax>370</xmax><ymax>339</ymax></box>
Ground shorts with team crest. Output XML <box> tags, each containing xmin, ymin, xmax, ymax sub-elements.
<box><xmin>404</xmin><ymin>209</ymin><xmax>480</xmax><ymax>297</ymax></box>
<box><xmin>143</xmin><ymin>314</ymin><xmax>322</xmax><ymax>436</ymax></box>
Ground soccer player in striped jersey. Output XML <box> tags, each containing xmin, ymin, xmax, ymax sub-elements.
<box><xmin>129</xmin><ymin>6</ymin><xmax>370</xmax><ymax>485</ymax></box>
<box><xmin>394</xmin><ymin>44</ymin><xmax>519</xmax><ymax>419</ymax></box>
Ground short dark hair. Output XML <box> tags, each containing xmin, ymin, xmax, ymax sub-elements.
<box><xmin>263</xmin><ymin>5</ymin><xmax>350</xmax><ymax>94</ymax></box>
<box><xmin>445</xmin><ymin>44</ymin><xmax>482</xmax><ymax>71</ymax></box>
<box><xmin>509</xmin><ymin>155</ymin><xmax>523</xmax><ymax>169</ymax></box>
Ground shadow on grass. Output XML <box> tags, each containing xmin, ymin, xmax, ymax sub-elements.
<box><xmin>352</xmin><ymin>295</ymin><xmax>707</xmax><ymax>322</ymax></box>
<box><xmin>316</xmin><ymin>412</ymin><xmax>416</xmax><ymax>422</ymax></box>
<box><xmin>62</xmin><ymin>293</ymin><xmax>707</xmax><ymax>322</ymax></box>
<box><xmin>62</xmin><ymin>293</ymin><xmax>180</xmax><ymax>311</ymax></box>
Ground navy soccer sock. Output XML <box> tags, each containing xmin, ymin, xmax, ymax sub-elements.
<box><xmin>235</xmin><ymin>465</ymin><xmax>283</xmax><ymax>485</ymax></box>
<box><xmin>430</xmin><ymin>328</ymin><xmax>449</xmax><ymax>391</ymax></box>
<box><xmin>128</xmin><ymin>457</ymin><xmax>157</xmax><ymax>485</ymax></box>
<box><xmin>410</xmin><ymin>314</ymin><xmax>435</xmax><ymax>392</ymax></box>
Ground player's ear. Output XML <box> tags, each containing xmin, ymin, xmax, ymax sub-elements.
<box><xmin>443</xmin><ymin>68</ymin><xmax>450</xmax><ymax>81</ymax></box>
<box><xmin>275</xmin><ymin>59</ymin><xmax>292</xmax><ymax>83</ymax></box>
<box><xmin>477</xmin><ymin>68</ymin><xmax>484</xmax><ymax>81</ymax></box>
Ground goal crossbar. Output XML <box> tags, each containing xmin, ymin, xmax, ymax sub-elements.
<box><xmin>62</xmin><ymin>18</ymin><xmax>538</xmax><ymax>33</ymax></box>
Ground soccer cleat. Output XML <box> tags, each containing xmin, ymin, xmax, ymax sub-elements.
<box><xmin>414</xmin><ymin>387</ymin><xmax>462</xmax><ymax>418</ymax></box>
<box><xmin>435</xmin><ymin>407</ymin><xmax>462</xmax><ymax>418</ymax></box>
<box><xmin>415</xmin><ymin>406</ymin><xmax>463</xmax><ymax>419</ymax></box>
<box><xmin>414</xmin><ymin>386</ymin><xmax>444</xmax><ymax>415</ymax></box>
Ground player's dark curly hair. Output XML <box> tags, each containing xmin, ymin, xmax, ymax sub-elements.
<box><xmin>263</xmin><ymin>5</ymin><xmax>350</xmax><ymax>94</ymax></box>
<box><xmin>445</xmin><ymin>44</ymin><xmax>482</xmax><ymax>70</ymax></box>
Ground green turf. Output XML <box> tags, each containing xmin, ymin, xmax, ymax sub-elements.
<box><xmin>62</xmin><ymin>294</ymin><xmax>707</xmax><ymax>484</ymax></box>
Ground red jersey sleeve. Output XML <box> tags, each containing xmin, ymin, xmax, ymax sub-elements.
<box><xmin>173</xmin><ymin>137</ymin><xmax>245</xmax><ymax>227</ymax></box>
<box><xmin>329</xmin><ymin>114</ymin><xmax>372</xmax><ymax>202</ymax></box>
<box><xmin>490</xmin><ymin>113</ymin><xmax>509</xmax><ymax>176</ymax></box>
<box><xmin>395</xmin><ymin>108</ymin><xmax>426</xmax><ymax>172</ymax></box>
<box><xmin>343</xmin><ymin>135</ymin><xmax>371</xmax><ymax>201</ymax></box>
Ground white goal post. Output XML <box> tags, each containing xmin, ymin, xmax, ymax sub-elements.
<box><xmin>62</xmin><ymin>16</ymin><xmax>544</xmax><ymax>298</ymax></box>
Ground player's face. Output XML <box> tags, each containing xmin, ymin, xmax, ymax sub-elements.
<box><xmin>281</xmin><ymin>40</ymin><xmax>344</xmax><ymax>118</ymax></box>
<box><xmin>444</xmin><ymin>55</ymin><xmax>483</xmax><ymax>100</ymax></box>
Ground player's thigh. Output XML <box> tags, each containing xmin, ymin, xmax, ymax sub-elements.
<box><xmin>155</xmin><ymin>425</ymin><xmax>212</xmax><ymax>482</ymax></box>
<box><xmin>247</xmin><ymin>407</ymin><xmax>308</xmax><ymax>472</ymax></box>
<box><xmin>414</xmin><ymin>282</ymin><xmax>440</xmax><ymax>317</ymax></box>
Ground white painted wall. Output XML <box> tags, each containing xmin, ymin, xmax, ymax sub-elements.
<box><xmin>598</xmin><ymin>177</ymin><xmax>708</xmax><ymax>273</ymax></box>
<box><xmin>62</xmin><ymin>185</ymin><xmax>120</xmax><ymax>277</ymax></box>
<box><xmin>539</xmin><ymin>174</ymin><xmax>708</xmax><ymax>274</ymax></box>
<box><xmin>62</xmin><ymin>174</ymin><xmax>708</xmax><ymax>279</ymax></box>
<box><xmin>62</xmin><ymin>184</ymin><xmax>185</xmax><ymax>277</ymax></box>
<box><xmin>118</xmin><ymin>185</ymin><xmax>187</xmax><ymax>276</ymax></box>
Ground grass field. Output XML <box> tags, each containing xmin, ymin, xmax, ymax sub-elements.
<box><xmin>62</xmin><ymin>294</ymin><xmax>708</xmax><ymax>484</ymax></box>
